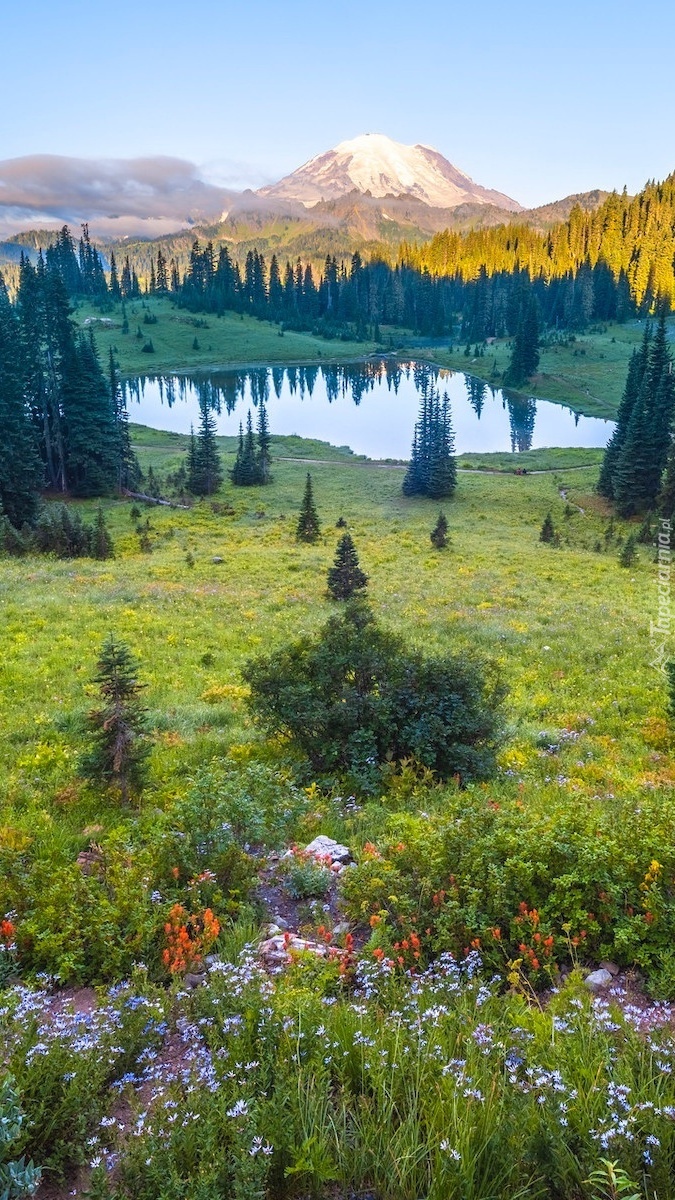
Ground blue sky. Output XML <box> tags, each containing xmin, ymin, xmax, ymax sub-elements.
<box><xmin>2</xmin><ymin>0</ymin><xmax>672</xmax><ymax>207</ymax></box>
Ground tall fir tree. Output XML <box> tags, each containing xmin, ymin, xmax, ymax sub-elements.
<box><xmin>256</xmin><ymin>400</ymin><xmax>272</xmax><ymax>483</ymax></box>
<box><xmin>503</xmin><ymin>294</ymin><xmax>540</xmax><ymax>386</ymax></box>
<box><xmin>109</xmin><ymin>348</ymin><xmax>138</xmax><ymax>490</ymax></box>
<box><xmin>187</xmin><ymin>400</ymin><xmax>223</xmax><ymax>495</ymax></box>
<box><xmin>598</xmin><ymin>329</ymin><xmax>650</xmax><ymax>499</ymax></box>
<box><xmin>403</xmin><ymin>385</ymin><xmax>456</xmax><ymax>499</ymax></box>
<box><xmin>108</xmin><ymin>252</ymin><xmax>121</xmax><ymax>300</ymax></box>
<box><xmin>0</xmin><ymin>273</ymin><xmax>41</xmax><ymax>526</ymax></box>
<box><xmin>608</xmin><ymin>314</ymin><xmax>675</xmax><ymax>514</ymax></box>
<box><xmin>296</xmin><ymin>473</ymin><xmax>320</xmax><ymax>542</ymax></box>
<box><xmin>327</xmin><ymin>533</ymin><xmax>368</xmax><ymax>600</ymax></box>
<box><xmin>230</xmin><ymin>410</ymin><xmax>258</xmax><ymax>486</ymax></box>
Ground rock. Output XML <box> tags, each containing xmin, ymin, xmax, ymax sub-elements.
<box><xmin>266</xmin><ymin>923</ymin><xmax>282</xmax><ymax>937</ymax></box>
<box><xmin>273</xmin><ymin>915</ymin><xmax>289</xmax><ymax>930</ymax></box>
<box><xmin>304</xmin><ymin>835</ymin><xmax>351</xmax><ymax>864</ymax></box>
<box><xmin>333</xmin><ymin>921</ymin><xmax>350</xmax><ymax>937</ymax></box>
<box><xmin>584</xmin><ymin>968</ymin><xmax>614</xmax><ymax>992</ymax></box>
<box><xmin>183</xmin><ymin>971</ymin><xmax>207</xmax><ymax>989</ymax></box>
<box><xmin>599</xmin><ymin>960</ymin><xmax>620</xmax><ymax>977</ymax></box>
<box><xmin>211</xmin><ymin>556</ymin><xmax>224</xmax><ymax>564</ymax></box>
<box><xmin>258</xmin><ymin>931</ymin><xmax>328</xmax><ymax>971</ymax></box>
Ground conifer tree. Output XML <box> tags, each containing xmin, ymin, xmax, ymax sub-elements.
<box><xmin>0</xmin><ymin>274</ymin><xmax>41</xmax><ymax>527</ymax></box>
<box><xmin>598</xmin><ymin>333</ymin><xmax>649</xmax><ymax>499</ymax></box>
<box><xmin>257</xmin><ymin>400</ymin><xmax>272</xmax><ymax>483</ymax></box>
<box><xmin>503</xmin><ymin>294</ymin><xmax>540</xmax><ymax>386</ymax></box>
<box><xmin>91</xmin><ymin>505</ymin><xmax>114</xmax><ymax>559</ymax></box>
<box><xmin>156</xmin><ymin>248</ymin><xmax>168</xmax><ymax>293</ymax></box>
<box><xmin>540</xmin><ymin>513</ymin><xmax>556</xmax><ymax>543</ymax></box>
<box><xmin>327</xmin><ymin>533</ymin><xmax>368</xmax><ymax>600</ymax></box>
<box><xmin>619</xmin><ymin>533</ymin><xmax>637</xmax><ymax>567</ymax></box>
<box><xmin>188</xmin><ymin>400</ymin><xmax>222</xmax><ymax>495</ymax></box>
<box><xmin>296</xmin><ymin>473</ymin><xmax>320</xmax><ymax>542</ymax></box>
<box><xmin>403</xmin><ymin>385</ymin><xmax>456</xmax><ymax>499</ymax></box>
<box><xmin>230</xmin><ymin>411</ymin><xmax>259</xmax><ymax>486</ymax></box>
<box><xmin>109</xmin><ymin>348</ymin><xmax>138</xmax><ymax>490</ymax></box>
<box><xmin>430</xmin><ymin>511</ymin><xmax>449</xmax><ymax>549</ymax></box>
<box><xmin>659</xmin><ymin>442</ymin><xmax>675</xmax><ymax>519</ymax></box>
<box><xmin>80</xmin><ymin>635</ymin><xmax>149</xmax><ymax>801</ymax></box>
<box><xmin>108</xmin><ymin>252</ymin><xmax>121</xmax><ymax>300</ymax></box>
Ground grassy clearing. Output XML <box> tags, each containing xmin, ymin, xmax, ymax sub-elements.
<box><xmin>0</xmin><ymin>434</ymin><xmax>663</xmax><ymax>805</ymax></box>
<box><xmin>75</xmin><ymin>296</ymin><xmax>377</xmax><ymax>375</ymax></box>
<box><xmin>423</xmin><ymin>319</ymin><xmax>671</xmax><ymax>419</ymax></box>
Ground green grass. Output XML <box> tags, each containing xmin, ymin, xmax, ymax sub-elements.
<box><xmin>0</xmin><ymin>433</ymin><xmax>664</xmax><ymax>804</ymax></box>
<box><xmin>75</xmin><ymin>296</ymin><xmax>378</xmax><ymax>375</ymax></box>
<box><xmin>456</xmin><ymin>447</ymin><xmax>604</xmax><ymax>472</ymax></box>
<box><xmin>422</xmin><ymin>319</ymin><xmax>666</xmax><ymax>419</ymax></box>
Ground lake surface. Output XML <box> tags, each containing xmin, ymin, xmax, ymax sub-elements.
<box><xmin>122</xmin><ymin>360</ymin><xmax>614</xmax><ymax>459</ymax></box>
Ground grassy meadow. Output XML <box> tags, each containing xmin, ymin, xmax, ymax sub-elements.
<box><xmin>76</xmin><ymin>295</ymin><xmax>378</xmax><ymax>375</ymax></box>
<box><xmin>0</xmin><ymin>435</ymin><xmax>660</xmax><ymax>798</ymax></box>
<box><xmin>427</xmin><ymin>319</ymin><xmax>661</xmax><ymax>419</ymax></box>
<box><xmin>4</xmin><ymin>422</ymin><xmax>675</xmax><ymax>1198</ymax></box>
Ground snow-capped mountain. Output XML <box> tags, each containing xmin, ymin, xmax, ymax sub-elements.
<box><xmin>258</xmin><ymin>133</ymin><xmax>522</xmax><ymax>212</ymax></box>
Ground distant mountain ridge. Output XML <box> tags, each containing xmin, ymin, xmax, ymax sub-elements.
<box><xmin>258</xmin><ymin>133</ymin><xmax>522</xmax><ymax>212</ymax></box>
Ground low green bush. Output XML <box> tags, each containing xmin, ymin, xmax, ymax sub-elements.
<box><xmin>244</xmin><ymin>600</ymin><xmax>505</xmax><ymax>792</ymax></box>
<box><xmin>340</xmin><ymin>783</ymin><xmax>675</xmax><ymax>995</ymax></box>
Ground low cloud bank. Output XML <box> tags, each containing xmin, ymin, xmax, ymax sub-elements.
<box><xmin>0</xmin><ymin>154</ymin><xmax>282</xmax><ymax>237</ymax></box>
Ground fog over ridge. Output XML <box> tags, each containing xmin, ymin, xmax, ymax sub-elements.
<box><xmin>0</xmin><ymin>153</ymin><xmax>276</xmax><ymax>237</ymax></box>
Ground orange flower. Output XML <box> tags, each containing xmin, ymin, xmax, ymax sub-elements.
<box><xmin>491</xmin><ymin>927</ymin><xmax>502</xmax><ymax>941</ymax></box>
<box><xmin>369</xmin><ymin>914</ymin><xmax>382</xmax><ymax>927</ymax></box>
<box><xmin>372</xmin><ymin>947</ymin><xmax>385</xmax><ymax>961</ymax></box>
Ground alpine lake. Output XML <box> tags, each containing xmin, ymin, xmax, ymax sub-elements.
<box><xmin>122</xmin><ymin>359</ymin><xmax>614</xmax><ymax>459</ymax></box>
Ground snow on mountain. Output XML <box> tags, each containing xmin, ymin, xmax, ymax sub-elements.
<box><xmin>258</xmin><ymin>134</ymin><xmax>522</xmax><ymax>212</ymax></box>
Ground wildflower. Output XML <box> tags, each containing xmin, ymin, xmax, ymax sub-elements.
<box><xmin>227</xmin><ymin>1100</ymin><xmax>249</xmax><ymax>1118</ymax></box>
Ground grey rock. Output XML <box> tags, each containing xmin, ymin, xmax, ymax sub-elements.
<box><xmin>183</xmin><ymin>971</ymin><xmax>207</xmax><ymax>989</ymax></box>
<box><xmin>211</xmin><ymin>556</ymin><xmax>224</xmax><ymax>564</ymax></box>
<box><xmin>333</xmin><ymin>921</ymin><xmax>350</xmax><ymax>937</ymax></box>
<box><xmin>304</xmin><ymin>834</ymin><xmax>351</xmax><ymax>864</ymax></box>
<box><xmin>584</xmin><ymin>968</ymin><xmax>613</xmax><ymax>992</ymax></box>
<box><xmin>599</xmin><ymin>960</ymin><xmax>620</xmax><ymax>977</ymax></box>
<box><xmin>273</xmin><ymin>915</ymin><xmax>289</xmax><ymax>930</ymax></box>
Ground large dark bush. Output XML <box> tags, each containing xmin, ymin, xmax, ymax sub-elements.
<box><xmin>243</xmin><ymin>600</ymin><xmax>505</xmax><ymax>788</ymax></box>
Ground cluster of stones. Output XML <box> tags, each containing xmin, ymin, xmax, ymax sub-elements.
<box><xmin>259</xmin><ymin>836</ymin><xmax>353</xmax><ymax>972</ymax></box>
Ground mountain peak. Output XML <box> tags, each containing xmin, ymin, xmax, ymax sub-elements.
<box><xmin>258</xmin><ymin>133</ymin><xmax>522</xmax><ymax>212</ymax></box>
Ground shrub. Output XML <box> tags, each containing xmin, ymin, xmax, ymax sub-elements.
<box><xmin>244</xmin><ymin>600</ymin><xmax>505</xmax><ymax>789</ymax></box>
<box><xmin>0</xmin><ymin>1076</ymin><xmax>41</xmax><ymax>1198</ymax></box>
<box><xmin>281</xmin><ymin>848</ymin><xmax>333</xmax><ymax>899</ymax></box>
<box><xmin>340</xmin><ymin>784</ymin><xmax>675</xmax><ymax>995</ymax></box>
